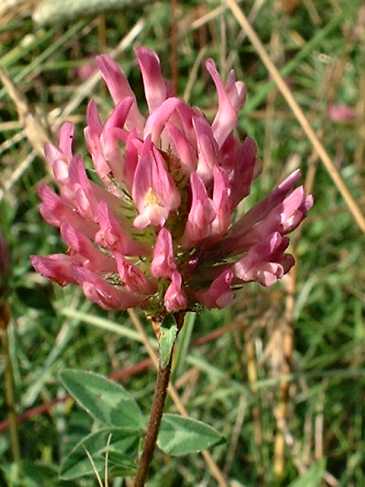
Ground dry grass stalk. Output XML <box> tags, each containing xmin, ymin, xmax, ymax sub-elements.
<box><xmin>226</xmin><ymin>0</ymin><xmax>365</xmax><ymax>234</ymax></box>
<box><xmin>279</xmin><ymin>0</ymin><xmax>300</xmax><ymax>15</ymax></box>
<box><xmin>170</xmin><ymin>0</ymin><xmax>179</xmax><ymax>94</ymax></box>
<box><xmin>273</xmin><ymin>266</ymin><xmax>296</xmax><ymax>477</ymax></box>
<box><xmin>0</xmin><ymin>0</ymin><xmax>35</xmax><ymax>17</ymax></box>
<box><xmin>244</xmin><ymin>332</ymin><xmax>263</xmax><ymax>447</ymax></box>
<box><xmin>0</xmin><ymin>20</ymin><xmax>144</xmax><ymax>201</ymax></box>
<box><xmin>355</xmin><ymin>74</ymin><xmax>365</xmax><ymax>168</ymax></box>
<box><xmin>0</xmin><ymin>66</ymin><xmax>51</xmax><ymax>158</ymax></box>
<box><xmin>223</xmin><ymin>394</ymin><xmax>246</xmax><ymax>476</ymax></box>
<box><xmin>263</xmin><ymin>28</ymin><xmax>281</xmax><ymax>172</ymax></box>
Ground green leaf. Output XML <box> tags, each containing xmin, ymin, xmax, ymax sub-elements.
<box><xmin>159</xmin><ymin>315</ymin><xmax>178</xmax><ymax>368</ymax></box>
<box><xmin>59</xmin><ymin>369</ymin><xmax>144</xmax><ymax>430</ymax></box>
<box><xmin>22</xmin><ymin>462</ymin><xmax>58</xmax><ymax>485</ymax></box>
<box><xmin>107</xmin><ymin>449</ymin><xmax>138</xmax><ymax>477</ymax></box>
<box><xmin>16</xmin><ymin>285</ymin><xmax>54</xmax><ymax>312</ymax></box>
<box><xmin>60</xmin><ymin>428</ymin><xmax>138</xmax><ymax>480</ymax></box>
<box><xmin>0</xmin><ymin>462</ymin><xmax>58</xmax><ymax>487</ymax></box>
<box><xmin>288</xmin><ymin>460</ymin><xmax>326</xmax><ymax>487</ymax></box>
<box><xmin>157</xmin><ymin>414</ymin><xmax>224</xmax><ymax>456</ymax></box>
<box><xmin>173</xmin><ymin>312</ymin><xmax>196</xmax><ymax>378</ymax></box>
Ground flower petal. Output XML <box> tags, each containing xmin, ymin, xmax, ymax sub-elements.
<box><xmin>31</xmin><ymin>254</ymin><xmax>79</xmax><ymax>286</ymax></box>
<box><xmin>135</xmin><ymin>47</ymin><xmax>168</xmax><ymax>112</ymax></box>
<box><xmin>164</xmin><ymin>271</ymin><xmax>188</xmax><ymax>312</ymax></box>
<box><xmin>96</xmin><ymin>54</ymin><xmax>144</xmax><ymax>133</ymax></box>
<box><xmin>115</xmin><ymin>253</ymin><xmax>156</xmax><ymax>294</ymax></box>
<box><xmin>76</xmin><ymin>267</ymin><xmax>145</xmax><ymax>310</ymax></box>
<box><xmin>132</xmin><ymin>139</ymin><xmax>180</xmax><ymax>228</ymax></box>
<box><xmin>196</xmin><ymin>269</ymin><xmax>234</xmax><ymax>309</ymax></box>
<box><xmin>233</xmin><ymin>232</ymin><xmax>294</xmax><ymax>286</ymax></box>
<box><xmin>205</xmin><ymin>59</ymin><xmax>241</xmax><ymax>147</ymax></box>
<box><xmin>151</xmin><ymin>228</ymin><xmax>176</xmax><ymax>278</ymax></box>
<box><xmin>193</xmin><ymin>116</ymin><xmax>218</xmax><ymax>181</ymax></box>
<box><xmin>60</xmin><ymin>222</ymin><xmax>116</xmax><ymax>273</ymax></box>
<box><xmin>183</xmin><ymin>172</ymin><xmax>215</xmax><ymax>247</ymax></box>
<box><xmin>144</xmin><ymin>97</ymin><xmax>182</xmax><ymax>144</ymax></box>
<box><xmin>95</xmin><ymin>201</ymin><xmax>148</xmax><ymax>256</ymax></box>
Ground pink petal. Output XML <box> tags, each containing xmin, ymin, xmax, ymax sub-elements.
<box><xmin>64</xmin><ymin>156</ymin><xmax>98</xmax><ymax>220</ymax></box>
<box><xmin>123</xmin><ymin>132</ymin><xmax>141</xmax><ymax>189</ymax></box>
<box><xmin>233</xmin><ymin>232</ymin><xmax>294</xmax><ymax>286</ymax></box>
<box><xmin>95</xmin><ymin>201</ymin><xmax>148</xmax><ymax>256</ymax></box>
<box><xmin>193</xmin><ymin>116</ymin><xmax>218</xmax><ymax>181</ymax></box>
<box><xmin>132</xmin><ymin>139</ymin><xmax>180</xmax><ymax>228</ymax></box>
<box><xmin>96</xmin><ymin>55</ymin><xmax>144</xmax><ymax>134</ymax></box>
<box><xmin>205</xmin><ymin>59</ymin><xmax>239</xmax><ymax>147</ymax></box>
<box><xmin>131</xmin><ymin>138</ymin><xmax>153</xmax><ymax>206</ymax></box>
<box><xmin>44</xmin><ymin>143</ymin><xmax>63</xmax><ymax>167</ymax></box>
<box><xmin>86</xmin><ymin>99</ymin><xmax>103</xmax><ymax>136</ymax></box>
<box><xmin>135</xmin><ymin>47</ymin><xmax>168</xmax><ymax>112</ymax></box>
<box><xmin>243</xmin><ymin>186</ymin><xmax>313</xmax><ymax>243</ymax></box>
<box><xmin>164</xmin><ymin>271</ymin><xmax>188</xmax><ymax>312</ymax></box>
<box><xmin>44</xmin><ymin>144</ymin><xmax>69</xmax><ymax>183</ymax></box>
<box><xmin>175</xmin><ymin>102</ymin><xmax>197</xmax><ymax>144</ymax></box>
<box><xmin>224</xmin><ymin>186</ymin><xmax>312</xmax><ymax>253</ymax></box>
<box><xmin>165</xmin><ymin>122</ymin><xmax>196</xmax><ymax>174</ymax></box>
<box><xmin>84</xmin><ymin>100</ymin><xmax>111</xmax><ymax>180</ymax></box>
<box><xmin>328</xmin><ymin>104</ymin><xmax>355</xmax><ymax>122</ymax></box>
<box><xmin>64</xmin><ymin>153</ymin><xmax>122</xmax><ymax>218</ymax></box>
<box><xmin>183</xmin><ymin>172</ymin><xmax>215</xmax><ymax>247</ymax></box>
<box><xmin>144</xmin><ymin>97</ymin><xmax>182</xmax><ymax>144</ymax></box>
<box><xmin>211</xmin><ymin>167</ymin><xmax>232</xmax><ymax>236</ymax></box>
<box><xmin>31</xmin><ymin>254</ymin><xmax>79</xmax><ymax>286</ymax></box>
<box><xmin>58</xmin><ymin>122</ymin><xmax>75</xmax><ymax>160</ymax></box>
<box><xmin>151</xmin><ymin>227</ymin><xmax>176</xmax><ymax>278</ymax></box>
<box><xmin>44</xmin><ymin>122</ymin><xmax>75</xmax><ymax>182</ymax></box>
<box><xmin>115</xmin><ymin>253</ymin><xmax>156</xmax><ymax>294</ymax></box>
<box><xmin>60</xmin><ymin>222</ymin><xmax>116</xmax><ymax>273</ymax></box>
<box><xmin>151</xmin><ymin>146</ymin><xmax>180</xmax><ymax>209</ymax></box>
<box><xmin>196</xmin><ymin>269</ymin><xmax>234</xmax><ymax>309</ymax></box>
<box><xmin>104</xmin><ymin>97</ymin><xmax>134</xmax><ymax>133</ymax></box>
<box><xmin>102</xmin><ymin>116</ymin><xmax>130</xmax><ymax>183</ymax></box>
<box><xmin>230</xmin><ymin>169</ymin><xmax>303</xmax><ymax>238</ymax></box>
<box><xmin>38</xmin><ymin>184</ymin><xmax>97</xmax><ymax>238</ymax></box>
<box><xmin>76</xmin><ymin>267</ymin><xmax>144</xmax><ymax>310</ymax></box>
<box><xmin>225</xmin><ymin>70</ymin><xmax>246</xmax><ymax>113</ymax></box>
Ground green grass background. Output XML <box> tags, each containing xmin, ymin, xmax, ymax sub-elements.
<box><xmin>0</xmin><ymin>0</ymin><xmax>365</xmax><ymax>485</ymax></box>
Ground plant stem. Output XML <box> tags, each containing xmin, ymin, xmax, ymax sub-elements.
<box><xmin>133</xmin><ymin>353</ymin><xmax>173</xmax><ymax>487</ymax></box>
<box><xmin>1</xmin><ymin>303</ymin><xmax>21</xmax><ymax>463</ymax></box>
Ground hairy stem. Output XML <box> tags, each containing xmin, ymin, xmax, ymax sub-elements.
<box><xmin>133</xmin><ymin>354</ymin><xmax>173</xmax><ymax>487</ymax></box>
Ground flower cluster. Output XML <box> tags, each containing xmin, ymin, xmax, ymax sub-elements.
<box><xmin>31</xmin><ymin>47</ymin><xmax>312</xmax><ymax>317</ymax></box>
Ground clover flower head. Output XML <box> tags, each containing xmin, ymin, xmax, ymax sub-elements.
<box><xmin>31</xmin><ymin>47</ymin><xmax>313</xmax><ymax>318</ymax></box>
